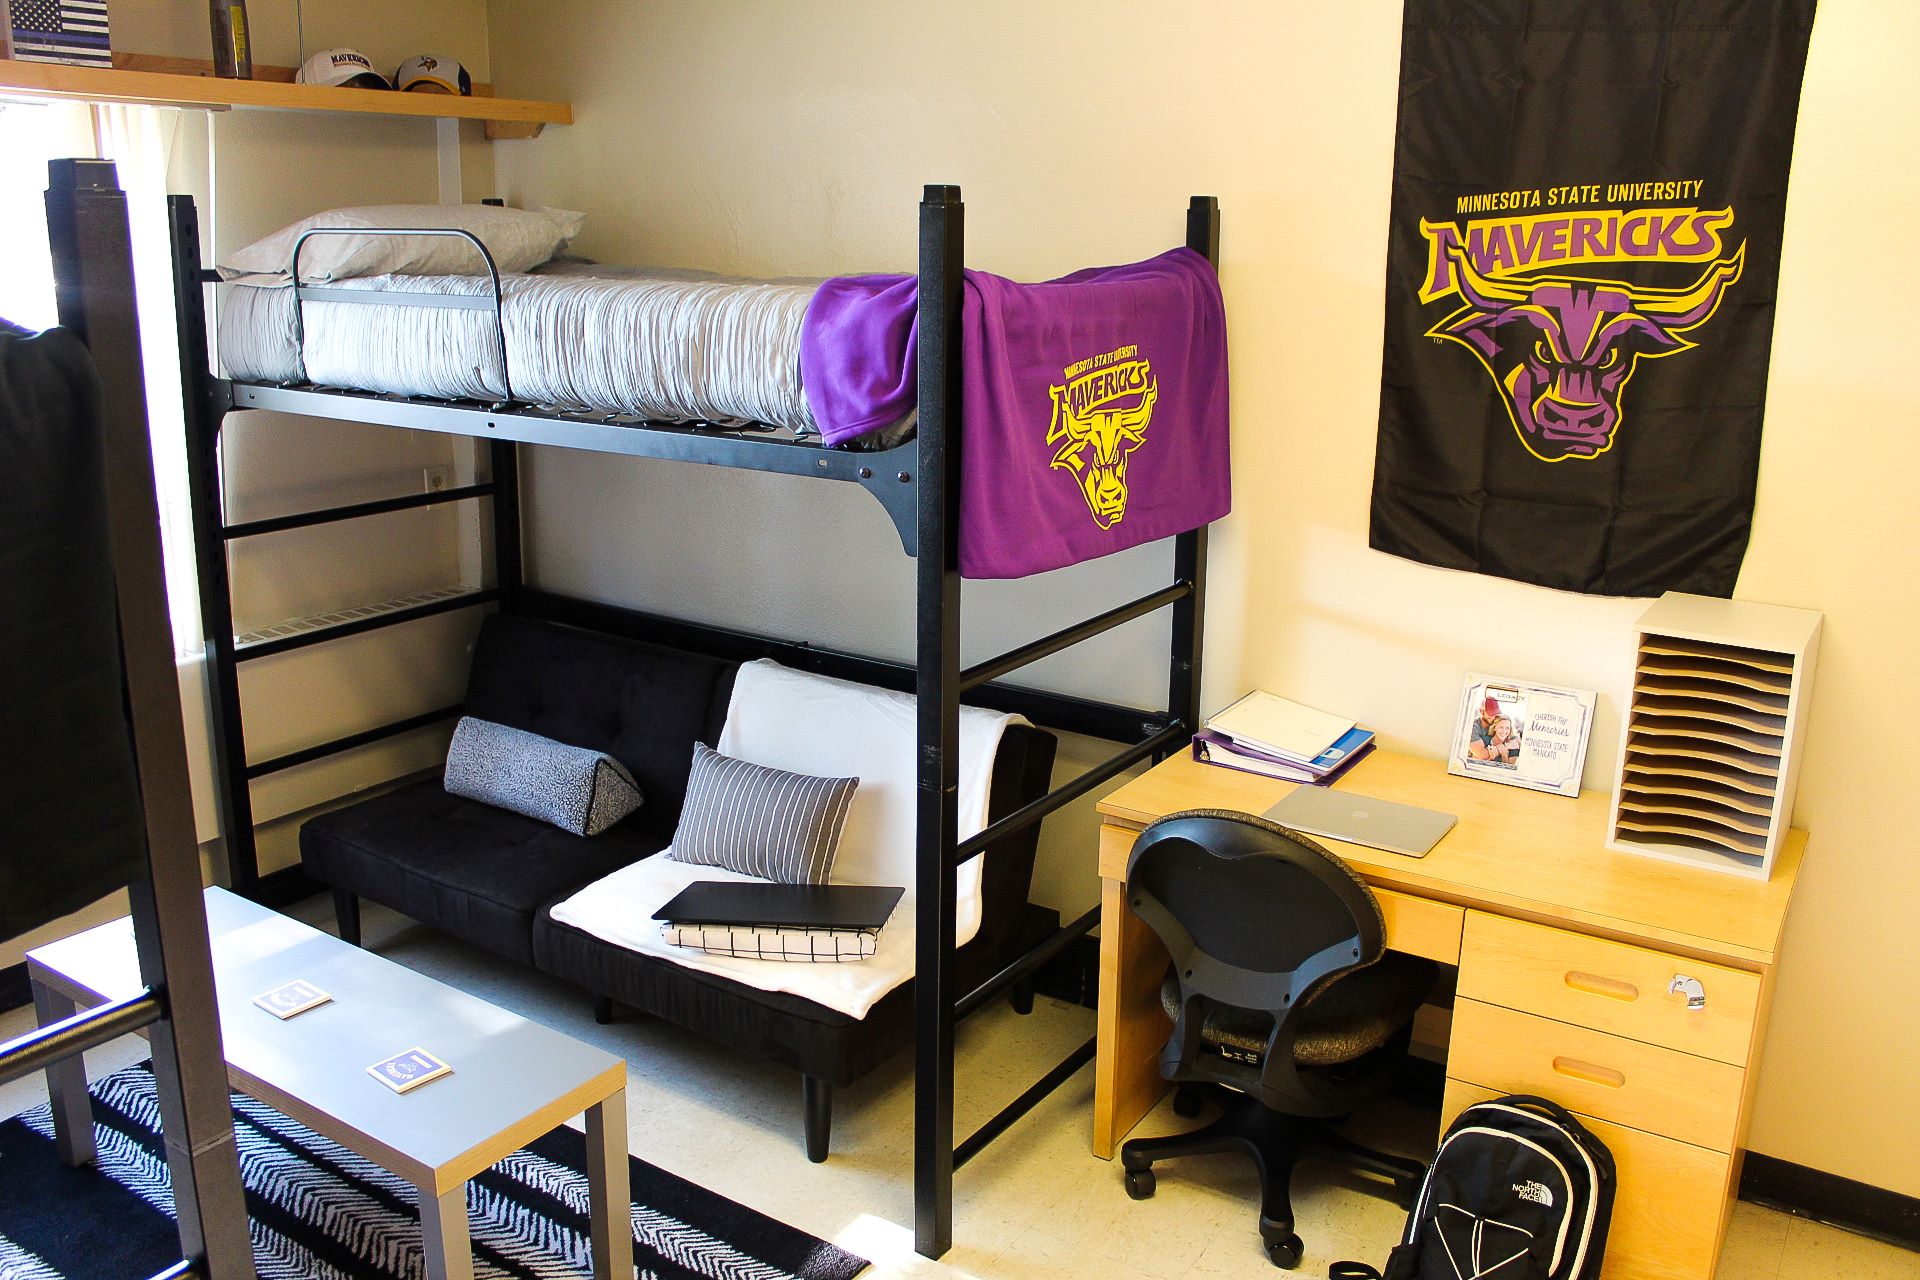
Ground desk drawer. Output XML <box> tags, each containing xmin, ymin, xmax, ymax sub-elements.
<box><xmin>1449</xmin><ymin>999</ymin><xmax>1743</xmax><ymax>1152</ymax></box>
<box><xmin>1459</xmin><ymin>913</ymin><xmax>1760</xmax><ymax>1065</ymax></box>
<box><xmin>1443</xmin><ymin>1080</ymin><xmax>1732</xmax><ymax>1280</ymax></box>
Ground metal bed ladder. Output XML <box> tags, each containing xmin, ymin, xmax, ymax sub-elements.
<box><xmin>167</xmin><ymin>196</ymin><xmax>522</xmax><ymax>900</ymax></box>
<box><xmin>0</xmin><ymin>159</ymin><xmax>255</xmax><ymax>1280</ymax></box>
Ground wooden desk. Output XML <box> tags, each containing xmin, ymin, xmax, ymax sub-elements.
<box><xmin>1094</xmin><ymin>750</ymin><xmax>1802</xmax><ymax>1280</ymax></box>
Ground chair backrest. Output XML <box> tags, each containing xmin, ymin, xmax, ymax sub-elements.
<box><xmin>1128</xmin><ymin>809</ymin><xmax>1388</xmax><ymax>1110</ymax></box>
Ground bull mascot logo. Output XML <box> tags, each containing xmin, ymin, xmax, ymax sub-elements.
<box><xmin>1431</xmin><ymin>242</ymin><xmax>1744</xmax><ymax>462</ymax></box>
<box><xmin>1047</xmin><ymin>357</ymin><xmax>1158</xmax><ymax>529</ymax></box>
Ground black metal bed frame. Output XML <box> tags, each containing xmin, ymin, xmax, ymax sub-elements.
<box><xmin>173</xmin><ymin>184</ymin><xmax>1219</xmax><ymax>1257</ymax></box>
<box><xmin>0</xmin><ymin>161</ymin><xmax>255</xmax><ymax>1280</ymax></box>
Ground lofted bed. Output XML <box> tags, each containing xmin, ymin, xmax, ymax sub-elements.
<box><xmin>170</xmin><ymin>185</ymin><xmax>1224</xmax><ymax>1258</ymax></box>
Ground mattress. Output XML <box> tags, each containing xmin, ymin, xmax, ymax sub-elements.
<box><xmin>217</xmin><ymin>262</ymin><xmax>851</xmax><ymax>435</ymax></box>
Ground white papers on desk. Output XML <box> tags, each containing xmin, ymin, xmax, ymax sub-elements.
<box><xmin>1205</xmin><ymin>690</ymin><xmax>1355</xmax><ymax>763</ymax></box>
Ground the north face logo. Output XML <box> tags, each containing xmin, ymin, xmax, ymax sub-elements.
<box><xmin>1512</xmin><ymin>1180</ymin><xmax>1555</xmax><ymax>1208</ymax></box>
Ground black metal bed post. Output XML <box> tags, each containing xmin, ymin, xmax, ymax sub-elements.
<box><xmin>42</xmin><ymin>158</ymin><xmax>256</xmax><ymax>1280</ymax></box>
<box><xmin>1169</xmin><ymin>196</ymin><xmax>1220</xmax><ymax>747</ymax></box>
<box><xmin>491</xmin><ymin>438</ymin><xmax>523</xmax><ymax>608</ymax></box>
<box><xmin>169</xmin><ymin>194</ymin><xmax>258</xmax><ymax>895</ymax></box>
<box><xmin>913</xmin><ymin>183</ymin><xmax>964</xmax><ymax>1260</ymax></box>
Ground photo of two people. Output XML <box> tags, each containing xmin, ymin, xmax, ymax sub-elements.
<box><xmin>1464</xmin><ymin>688</ymin><xmax>1524</xmax><ymax>770</ymax></box>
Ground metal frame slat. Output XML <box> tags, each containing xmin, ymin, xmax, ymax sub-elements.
<box><xmin>953</xmin><ymin>723</ymin><xmax>1186</xmax><ymax>867</ymax></box>
<box><xmin>245</xmin><ymin>704</ymin><xmax>465</xmax><ymax>779</ymax></box>
<box><xmin>959</xmin><ymin>581</ymin><xmax>1191</xmax><ymax>693</ymax></box>
<box><xmin>222</xmin><ymin>482</ymin><xmax>495</xmax><ymax>539</ymax></box>
<box><xmin>953</xmin><ymin>1037</ymin><xmax>1098</xmax><ymax>1169</ymax></box>
<box><xmin>513</xmin><ymin>588</ymin><xmax>1166</xmax><ymax>745</ymax></box>
<box><xmin>225</xmin><ymin>381</ymin><xmax>924</xmax><ymax>556</ymax></box>
<box><xmin>232</xmin><ymin>587</ymin><xmax>501</xmax><ymax>662</ymax></box>
<box><xmin>954</xmin><ymin>906</ymin><xmax>1099</xmax><ymax>1021</ymax></box>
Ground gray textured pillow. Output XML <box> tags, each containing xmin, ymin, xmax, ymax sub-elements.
<box><xmin>443</xmin><ymin>717</ymin><xmax>641</xmax><ymax>837</ymax></box>
<box><xmin>671</xmin><ymin>743</ymin><xmax>859</xmax><ymax>885</ymax></box>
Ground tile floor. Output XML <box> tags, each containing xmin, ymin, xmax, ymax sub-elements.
<box><xmin>2</xmin><ymin>898</ymin><xmax>1912</xmax><ymax>1280</ymax></box>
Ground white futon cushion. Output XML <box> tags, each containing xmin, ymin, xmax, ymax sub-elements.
<box><xmin>547</xmin><ymin>659</ymin><xmax>1022</xmax><ymax>1018</ymax></box>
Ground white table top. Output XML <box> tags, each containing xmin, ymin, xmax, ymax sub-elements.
<box><xmin>28</xmin><ymin>887</ymin><xmax>625</xmax><ymax>1193</ymax></box>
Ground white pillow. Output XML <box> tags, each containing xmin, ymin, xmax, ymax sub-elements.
<box><xmin>217</xmin><ymin>203</ymin><xmax>586</xmax><ymax>284</ymax></box>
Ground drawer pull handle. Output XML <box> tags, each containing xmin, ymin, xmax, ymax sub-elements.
<box><xmin>1564</xmin><ymin>971</ymin><xmax>1639</xmax><ymax>1002</ymax></box>
<box><xmin>1669</xmin><ymin>975</ymin><xmax>1707</xmax><ymax>1010</ymax></box>
<box><xmin>1551</xmin><ymin>1057</ymin><xmax>1627</xmax><ymax>1089</ymax></box>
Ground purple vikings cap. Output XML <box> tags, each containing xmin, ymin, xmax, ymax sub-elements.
<box><xmin>395</xmin><ymin>54</ymin><xmax>472</xmax><ymax>96</ymax></box>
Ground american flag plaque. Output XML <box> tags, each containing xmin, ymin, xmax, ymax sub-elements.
<box><xmin>7</xmin><ymin>0</ymin><xmax>113</xmax><ymax>69</ymax></box>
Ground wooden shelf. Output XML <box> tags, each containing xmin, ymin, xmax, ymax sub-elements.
<box><xmin>0</xmin><ymin>57</ymin><xmax>570</xmax><ymax>138</ymax></box>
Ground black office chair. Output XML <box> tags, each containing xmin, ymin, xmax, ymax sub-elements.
<box><xmin>1118</xmin><ymin>809</ymin><xmax>1438</xmax><ymax>1269</ymax></box>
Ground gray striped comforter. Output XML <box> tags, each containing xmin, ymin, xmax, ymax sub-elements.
<box><xmin>217</xmin><ymin>262</ymin><xmax>826</xmax><ymax>431</ymax></box>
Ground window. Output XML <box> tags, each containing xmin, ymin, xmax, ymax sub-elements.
<box><xmin>0</xmin><ymin>101</ymin><xmax>204</xmax><ymax>658</ymax></box>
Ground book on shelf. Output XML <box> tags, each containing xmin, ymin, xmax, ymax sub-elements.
<box><xmin>1191</xmin><ymin>725</ymin><xmax>1375</xmax><ymax>785</ymax></box>
<box><xmin>1205</xmin><ymin>689</ymin><xmax>1355</xmax><ymax>764</ymax></box>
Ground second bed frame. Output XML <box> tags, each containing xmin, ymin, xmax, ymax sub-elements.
<box><xmin>173</xmin><ymin>186</ymin><xmax>1220</xmax><ymax>1257</ymax></box>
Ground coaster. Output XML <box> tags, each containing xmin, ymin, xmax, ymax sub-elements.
<box><xmin>367</xmin><ymin>1047</ymin><xmax>453</xmax><ymax>1094</ymax></box>
<box><xmin>251</xmin><ymin>979</ymin><xmax>333</xmax><ymax>1020</ymax></box>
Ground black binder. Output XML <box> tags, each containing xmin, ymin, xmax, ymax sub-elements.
<box><xmin>653</xmin><ymin>883</ymin><xmax>905</xmax><ymax>931</ymax></box>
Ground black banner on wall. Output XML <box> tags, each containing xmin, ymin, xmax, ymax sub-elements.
<box><xmin>1369</xmin><ymin>0</ymin><xmax>1816</xmax><ymax>597</ymax></box>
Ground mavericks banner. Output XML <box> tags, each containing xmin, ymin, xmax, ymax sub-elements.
<box><xmin>1370</xmin><ymin>0</ymin><xmax>1816</xmax><ymax>597</ymax></box>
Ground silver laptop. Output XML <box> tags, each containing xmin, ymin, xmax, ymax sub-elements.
<box><xmin>1265</xmin><ymin>787</ymin><xmax>1456</xmax><ymax>858</ymax></box>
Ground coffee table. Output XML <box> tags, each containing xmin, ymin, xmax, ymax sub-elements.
<box><xmin>27</xmin><ymin>887</ymin><xmax>634</xmax><ymax>1280</ymax></box>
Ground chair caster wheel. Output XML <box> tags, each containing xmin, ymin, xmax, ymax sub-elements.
<box><xmin>1124</xmin><ymin>1168</ymin><xmax>1156</xmax><ymax>1200</ymax></box>
<box><xmin>1265</xmin><ymin>1233</ymin><xmax>1303</xmax><ymax>1269</ymax></box>
<box><xmin>1172</xmin><ymin>1084</ymin><xmax>1206</xmax><ymax>1118</ymax></box>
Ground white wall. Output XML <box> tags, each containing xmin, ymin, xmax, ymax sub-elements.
<box><xmin>488</xmin><ymin>0</ymin><xmax>1920</xmax><ymax>1196</ymax></box>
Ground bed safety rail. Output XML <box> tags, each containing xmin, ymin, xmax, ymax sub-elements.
<box><xmin>289</xmin><ymin>225</ymin><xmax>517</xmax><ymax>404</ymax></box>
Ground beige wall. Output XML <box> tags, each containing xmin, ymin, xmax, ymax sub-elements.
<box><xmin>103</xmin><ymin>1</ymin><xmax>497</xmax><ymax>866</ymax></box>
<box><xmin>108</xmin><ymin>0</ymin><xmax>490</xmax><ymax>80</ymax></box>
<box><xmin>488</xmin><ymin>1</ymin><xmax>1920</xmax><ymax>1195</ymax></box>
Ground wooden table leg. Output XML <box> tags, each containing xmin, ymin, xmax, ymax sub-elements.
<box><xmin>585</xmin><ymin>1088</ymin><xmax>633</xmax><ymax>1280</ymax></box>
<box><xmin>1092</xmin><ymin>876</ymin><xmax>1173</xmax><ymax>1158</ymax></box>
<box><xmin>29</xmin><ymin>970</ymin><xmax>97</xmax><ymax>1168</ymax></box>
<box><xmin>419</xmin><ymin>1183</ymin><xmax>475</xmax><ymax>1280</ymax></box>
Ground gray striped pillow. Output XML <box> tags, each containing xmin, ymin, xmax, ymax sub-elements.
<box><xmin>670</xmin><ymin>743</ymin><xmax>859</xmax><ymax>885</ymax></box>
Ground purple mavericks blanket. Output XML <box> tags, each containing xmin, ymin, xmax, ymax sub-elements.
<box><xmin>800</xmin><ymin>247</ymin><xmax>1229</xmax><ymax>579</ymax></box>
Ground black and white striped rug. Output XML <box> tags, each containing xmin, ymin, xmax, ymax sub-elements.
<box><xmin>0</xmin><ymin>1062</ymin><xmax>866</xmax><ymax>1279</ymax></box>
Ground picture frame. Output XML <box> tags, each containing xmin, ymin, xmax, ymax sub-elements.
<box><xmin>1448</xmin><ymin>673</ymin><xmax>1596</xmax><ymax>798</ymax></box>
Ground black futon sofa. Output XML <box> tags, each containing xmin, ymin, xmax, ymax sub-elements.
<box><xmin>300</xmin><ymin>613</ymin><xmax>1059</xmax><ymax>1159</ymax></box>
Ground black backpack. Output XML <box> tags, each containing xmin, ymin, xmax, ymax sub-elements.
<box><xmin>1332</xmin><ymin>1095</ymin><xmax>1615</xmax><ymax>1280</ymax></box>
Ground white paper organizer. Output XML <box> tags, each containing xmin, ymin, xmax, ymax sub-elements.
<box><xmin>1608</xmin><ymin>592</ymin><xmax>1822</xmax><ymax>880</ymax></box>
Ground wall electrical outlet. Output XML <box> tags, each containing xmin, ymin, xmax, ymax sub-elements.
<box><xmin>422</xmin><ymin>465</ymin><xmax>453</xmax><ymax>494</ymax></box>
